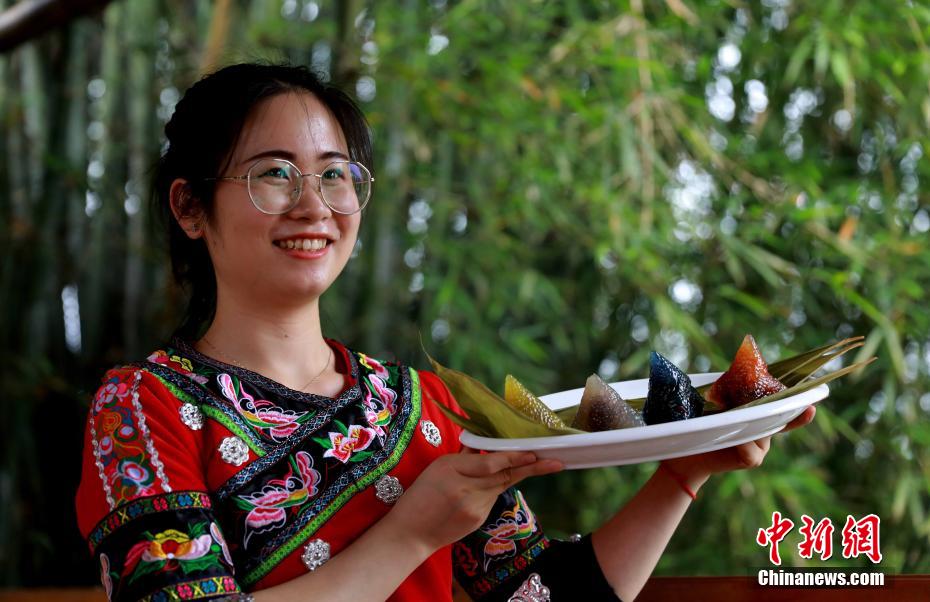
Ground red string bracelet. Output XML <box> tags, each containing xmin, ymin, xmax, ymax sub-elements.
<box><xmin>659</xmin><ymin>463</ymin><xmax>698</xmax><ymax>501</ymax></box>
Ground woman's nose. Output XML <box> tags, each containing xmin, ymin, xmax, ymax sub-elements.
<box><xmin>288</xmin><ymin>177</ymin><xmax>332</xmax><ymax>219</ymax></box>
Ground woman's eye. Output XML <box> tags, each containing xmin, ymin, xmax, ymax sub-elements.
<box><xmin>322</xmin><ymin>167</ymin><xmax>346</xmax><ymax>181</ymax></box>
<box><xmin>258</xmin><ymin>167</ymin><xmax>290</xmax><ymax>179</ymax></box>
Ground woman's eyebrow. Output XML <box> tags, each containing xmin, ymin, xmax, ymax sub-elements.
<box><xmin>241</xmin><ymin>149</ymin><xmax>350</xmax><ymax>164</ymax></box>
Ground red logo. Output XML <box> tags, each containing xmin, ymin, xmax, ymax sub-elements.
<box><xmin>758</xmin><ymin>512</ymin><xmax>882</xmax><ymax>565</ymax></box>
<box><xmin>841</xmin><ymin>514</ymin><xmax>882</xmax><ymax>564</ymax></box>
<box><xmin>756</xmin><ymin>511</ymin><xmax>795</xmax><ymax>566</ymax></box>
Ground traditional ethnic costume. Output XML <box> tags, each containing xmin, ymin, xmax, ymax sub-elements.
<box><xmin>76</xmin><ymin>339</ymin><xmax>618</xmax><ymax>601</ymax></box>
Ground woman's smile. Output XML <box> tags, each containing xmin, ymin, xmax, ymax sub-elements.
<box><xmin>273</xmin><ymin>235</ymin><xmax>333</xmax><ymax>257</ymax></box>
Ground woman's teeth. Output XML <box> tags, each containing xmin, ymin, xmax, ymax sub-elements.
<box><xmin>277</xmin><ymin>238</ymin><xmax>328</xmax><ymax>251</ymax></box>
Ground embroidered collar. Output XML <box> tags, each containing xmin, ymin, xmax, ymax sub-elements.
<box><xmin>171</xmin><ymin>337</ymin><xmax>360</xmax><ymax>407</ymax></box>
<box><xmin>137</xmin><ymin>339</ymin><xmax>423</xmax><ymax>586</ymax></box>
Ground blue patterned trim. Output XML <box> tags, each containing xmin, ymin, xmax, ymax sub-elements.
<box><xmin>88</xmin><ymin>491</ymin><xmax>213</xmax><ymax>553</ymax></box>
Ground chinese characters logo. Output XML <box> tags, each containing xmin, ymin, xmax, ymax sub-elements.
<box><xmin>757</xmin><ymin>512</ymin><xmax>882</xmax><ymax>565</ymax></box>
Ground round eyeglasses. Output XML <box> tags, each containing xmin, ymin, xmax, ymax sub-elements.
<box><xmin>206</xmin><ymin>158</ymin><xmax>374</xmax><ymax>215</ymax></box>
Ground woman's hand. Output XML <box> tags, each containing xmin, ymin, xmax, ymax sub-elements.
<box><xmin>661</xmin><ymin>405</ymin><xmax>817</xmax><ymax>491</ymax></box>
<box><xmin>386</xmin><ymin>449</ymin><xmax>563</xmax><ymax>552</ymax></box>
<box><xmin>591</xmin><ymin>405</ymin><xmax>818</xmax><ymax>601</ymax></box>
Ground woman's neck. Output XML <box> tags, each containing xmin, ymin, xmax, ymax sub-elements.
<box><xmin>195</xmin><ymin>292</ymin><xmax>338</xmax><ymax>393</ymax></box>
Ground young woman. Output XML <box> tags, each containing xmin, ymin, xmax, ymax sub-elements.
<box><xmin>75</xmin><ymin>63</ymin><xmax>814</xmax><ymax>602</ymax></box>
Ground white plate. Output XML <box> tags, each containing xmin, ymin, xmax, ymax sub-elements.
<box><xmin>459</xmin><ymin>373</ymin><xmax>828</xmax><ymax>469</ymax></box>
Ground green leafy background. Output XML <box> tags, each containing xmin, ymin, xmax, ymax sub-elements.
<box><xmin>0</xmin><ymin>0</ymin><xmax>927</xmax><ymax>586</ymax></box>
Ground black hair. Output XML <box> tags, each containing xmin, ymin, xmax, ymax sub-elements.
<box><xmin>152</xmin><ymin>63</ymin><xmax>372</xmax><ymax>339</ymax></box>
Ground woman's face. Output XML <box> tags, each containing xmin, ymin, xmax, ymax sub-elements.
<box><xmin>199</xmin><ymin>92</ymin><xmax>362</xmax><ymax>310</ymax></box>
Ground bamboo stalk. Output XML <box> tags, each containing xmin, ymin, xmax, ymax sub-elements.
<box><xmin>122</xmin><ymin>0</ymin><xmax>156</xmax><ymax>357</ymax></box>
<box><xmin>630</xmin><ymin>0</ymin><xmax>655</xmax><ymax>234</ymax></box>
<box><xmin>81</xmin><ymin>0</ymin><xmax>122</xmax><ymax>357</ymax></box>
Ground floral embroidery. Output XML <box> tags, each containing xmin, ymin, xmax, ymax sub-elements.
<box><xmin>123</xmin><ymin>522</ymin><xmax>224</xmax><ymax>584</ymax></box>
<box><xmin>234</xmin><ymin>451</ymin><xmax>321</xmax><ymax>547</ymax></box>
<box><xmin>218</xmin><ymin>373</ymin><xmax>312</xmax><ymax>442</ymax></box>
<box><xmin>359</xmin><ymin>361</ymin><xmax>400</xmax><ymax>444</ymax></box>
<box><xmin>210</xmin><ymin>522</ymin><xmax>234</xmax><ymax>567</ymax></box>
<box><xmin>313</xmin><ymin>420</ymin><xmax>377</xmax><ymax>463</ymax></box>
<box><xmin>133</xmin><ymin>342</ymin><xmax>420</xmax><ymax>589</ymax></box>
<box><xmin>91</xmin><ymin>370</ymin><xmax>162</xmax><ymax>505</ymax></box>
<box><xmin>89</xmin><ymin>492</ymin><xmax>214</xmax><ymax>552</ymax></box>
<box><xmin>454</xmin><ymin>542</ymin><xmax>480</xmax><ymax>577</ymax></box>
<box><xmin>362</xmin><ymin>386</ymin><xmax>393</xmax><ymax>442</ymax></box>
<box><xmin>99</xmin><ymin>553</ymin><xmax>113</xmax><ymax>600</ymax></box>
<box><xmin>457</xmin><ymin>538</ymin><xmax>549</xmax><ymax>598</ymax></box>
<box><xmin>147</xmin><ymin>350</ymin><xmax>209</xmax><ymax>385</ymax></box>
<box><xmin>481</xmin><ymin>490</ymin><xmax>539</xmax><ymax>570</ymax></box>
<box><xmin>358</xmin><ymin>353</ymin><xmax>390</xmax><ymax>380</ymax></box>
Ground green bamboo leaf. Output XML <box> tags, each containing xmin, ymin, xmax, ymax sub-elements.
<box><xmin>830</xmin><ymin>51</ymin><xmax>853</xmax><ymax>88</ymax></box>
<box><xmin>814</xmin><ymin>31</ymin><xmax>830</xmax><ymax>77</ymax></box>
<box><xmin>427</xmin><ymin>352</ymin><xmax>582</xmax><ymax>438</ymax></box>
<box><xmin>768</xmin><ymin>337</ymin><xmax>864</xmax><ymax>385</ymax></box>
<box><xmin>739</xmin><ymin>357</ymin><xmax>877</xmax><ymax>408</ymax></box>
<box><xmin>785</xmin><ymin>34</ymin><xmax>815</xmax><ymax>83</ymax></box>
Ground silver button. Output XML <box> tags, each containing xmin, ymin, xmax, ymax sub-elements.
<box><xmin>508</xmin><ymin>573</ymin><xmax>550</xmax><ymax>602</ymax></box>
<box><xmin>301</xmin><ymin>538</ymin><xmax>330</xmax><ymax>571</ymax></box>
<box><xmin>420</xmin><ymin>420</ymin><xmax>442</xmax><ymax>447</ymax></box>
<box><xmin>179</xmin><ymin>403</ymin><xmax>204</xmax><ymax>430</ymax></box>
<box><xmin>218</xmin><ymin>436</ymin><xmax>249</xmax><ymax>466</ymax></box>
<box><xmin>374</xmin><ymin>474</ymin><xmax>404</xmax><ymax>504</ymax></box>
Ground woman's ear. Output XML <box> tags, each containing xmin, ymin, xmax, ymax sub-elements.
<box><xmin>169</xmin><ymin>179</ymin><xmax>205</xmax><ymax>239</ymax></box>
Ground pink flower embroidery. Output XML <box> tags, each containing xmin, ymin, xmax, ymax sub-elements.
<box><xmin>119</xmin><ymin>460</ymin><xmax>150</xmax><ymax>485</ymax></box>
<box><xmin>236</xmin><ymin>451</ymin><xmax>321</xmax><ymax>546</ymax></box>
<box><xmin>99</xmin><ymin>554</ymin><xmax>113</xmax><ymax>600</ymax></box>
<box><xmin>94</xmin><ymin>380</ymin><xmax>130</xmax><ymax>412</ymax></box>
<box><xmin>210</xmin><ymin>522</ymin><xmax>234</xmax><ymax>567</ymax></box>
<box><xmin>367</xmin><ymin>374</ymin><xmax>397</xmax><ymax>411</ymax></box>
<box><xmin>218</xmin><ymin>374</ymin><xmax>309</xmax><ymax>441</ymax></box>
<box><xmin>358</xmin><ymin>353</ymin><xmax>390</xmax><ymax>380</ymax></box>
<box><xmin>362</xmin><ymin>390</ymin><xmax>392</xmax><ymax>441</ymax></box>
<box><xmin>322</xmin><ymin>424</ymin><xmax>376</xmax><ymax>463</ymax></box>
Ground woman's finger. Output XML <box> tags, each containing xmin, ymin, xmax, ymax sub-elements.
<box><xmin>480</xmin><ymin>458</ymin><xmax>565</xmax><ymax>490</ymax></box>
<box><xmin>736</xmin><ymin>439</ymin><xmax>769</xmax><ymax>468</ymax></box>
<box><xmin>783</xmin><ymin>406</ymin><xmax>817</xmax><ymax>432</ymax></box>
<box><xmin>455</xmin><ymin>450</ymin><xmax>538</xmax><ymax>478</ymax></box>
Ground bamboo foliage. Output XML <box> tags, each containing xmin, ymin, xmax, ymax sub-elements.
<box><xmin>0</xmin><ymin>0</ymin><xmax>928</xmax><ymax>585</ymax></box>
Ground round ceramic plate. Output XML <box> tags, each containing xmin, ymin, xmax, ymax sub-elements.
<box><xmin>459</xmin><ymin>373</ymin><xmax>828</xmax><ymax>469</ymax></box>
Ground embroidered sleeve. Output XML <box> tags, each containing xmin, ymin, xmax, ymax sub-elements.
<box><xmin>453</xmin><ymin>489</ymin><xmax>620</xmax><ymax>601</ymax></box>
<box><xmin>76</xmin><ymin>367</ymin><xmax>242</xmax><ymax>601</ymax></box>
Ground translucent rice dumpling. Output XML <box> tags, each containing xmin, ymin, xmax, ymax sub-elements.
<box><xmin>571</xmin><ymin>374</ymin><xmax>645</xmax><ymax>432</ymax></box>
<box><xmin>707</xmin><ymin>334</ymin><xmax>786</xmax><ymax>409</ymax></box>
<box><xmin>503</xmin><ymin>374</ymin><xmax>568</xmax><ymax>430</ymax></box>
<box><xmin>643</xmin><ymin>351</ymin><xmax>705</xmax><ymax>425</ymax></box>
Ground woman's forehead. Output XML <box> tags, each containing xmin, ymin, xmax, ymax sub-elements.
<box><xmin>231</xmin><ymin>92</ymin><xmax>349</xmax><ymax>166</ymax></box>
